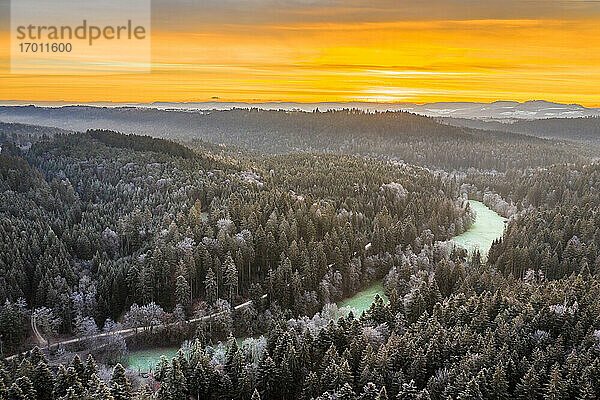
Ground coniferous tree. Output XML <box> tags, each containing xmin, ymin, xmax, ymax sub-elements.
<box><xmin>14</xmin><ymin>376</ymin><xmax>36</xmax><ymax>400</ymax></box>
<box><xmin>488</xmin><ymin>364</ymin><xmax>509</xmax><ymax>400</ymax></box>
<box><xmin>377</xmin><ymin>387</ymin><xmax>389</xmax><ymax>400</ymax></box>
<box><xmin>515</xmin><ymin>366</ymin><xmax>542</xmax><ymax>400</ymax></box>
<box><xmin>336</xmin><ymin>383</ymin><xmax>357</xmax><ymax>400</ymax></box>
<box><xmin>204</xmin><ymin>268</ymin><xmax>218</xmax><ymax>304</ymax></box>
<box><xmin>161</xmin><ymin>359</ymin><xmax>188</xmax><ymax>400</ymax></box>
<box><xmin>189</xmin><ymin>360</ymin><xmax>213</xmax><ymax>400</ymax></box>
<box><xmin>33</xmin><ymin>362</ymin><xmax>54</xmax><ymax>400</ymax></box>
<box><xmin>8</xmin><ymin>383</ymin><xmax>26</xmax><ymax>400</ymax></box>
<box><xmin>577</xmin><ymin>381</ymin><xmax>595</xmax><ymax>400</ymax></box>
<box><xmin>53</xmin><ymin>366</ymin><xmax>70</xmax><ymax>399</ymax></box>
<box><xmin>397</xmin><ymin>380</ymin><xmax>419</xmax><ymax>400</ymax></box>
<box><xmin>224</xmin><ymin>256</ymin><xmax>239</xmax><ymax>305</ymax></box>
<box><xmin>109</xmin><ymin>364</ymin><xmax>132</xmax><ymax>400</ymax></box>
<box><xmin>69</xmin><ymin>356</ymin><xmax>85</xmax><ymax>384</ymax></box>
<box><xmin>83</xmin><ymin>355</ymin><xmax>98</xmax><ymax>389</ymax></box>
<box><xmin>545</xmin><ymin>364</ymin><xmax>568</xmax><ymax>400</ymax></box>
<box><xmin>224</xmin><ymin>337</ymin><xmax>244</xmax><ymax>396</ymax></box>
<box><xmin>360</xmin><ymin>383</ymin><xmax>380</xmax><ymax>400</ymax></box>
<box><xmin>88</xmin><ymin>374</ymin><xmax>114</xmax><ymax>400</ymax></box>
<box><xmin>301</xmin><ymin>371</ymin><xmax>320</xmax><ymax>400</ymax></box>
<box><xmin>156</xmin><ymin>357</ymin><xmax>170</xmax><ymax>383</ymax></box>
<box><xmin>175</xmin><ymin>274</ymin><xmax>191</xmax><ymax>310</ymax></box>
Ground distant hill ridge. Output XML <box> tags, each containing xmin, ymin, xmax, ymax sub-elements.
<box><xmin>1</xmin><ymin>99</ymin><xmax>599</xmax><ymax>120</ymax></box>
<box><xmin>441</xmin><ymin>115</ymin><xmax>600</xmax><ymax>144</ymax></box>
<box><xmin>0</xmin><ymin>105</ymin><xmax>594</xmax><ymax>171</ymax></box>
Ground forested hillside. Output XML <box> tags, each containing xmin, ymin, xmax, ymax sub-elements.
<box><xmin>0</xmin><ymin>107</ymin><xmax>594</xmax><ymax>171</ymax></box>
<box><xmin>2</xmin><ymin>122</ymin><xmax>600</xmax><ymax>400</ymax></box>
<box><xmin>0</xmin><ymin>128</ymin><xmax>470</xmax><ymax>352</ymax></box>
<box><xmin>442</xmin><ymin>116</ymin><xmax>600</xmax><ymax>144</ymax></box>
<box><xmin>469</xmin><ymin>163</ymin><xmax>600</xmax><ymax>279</ymax></box>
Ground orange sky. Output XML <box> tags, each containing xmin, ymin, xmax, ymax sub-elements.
<box><xmin>1</xmin><ymin>0</ymin><xmax>600</xmax><ymax>105</ymax></box>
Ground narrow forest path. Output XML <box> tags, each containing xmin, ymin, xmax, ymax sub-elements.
<box><xmin>31</xmin><ymin>315</ymin><xmax>47</xmax><ymax>347</ymax></box>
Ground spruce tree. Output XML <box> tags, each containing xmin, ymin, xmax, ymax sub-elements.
<box><xmin>457</xmin><ymin>377</ymin><xmax>484</xmax><ymax>400</ymax></box>
<box><xmin>360</xmin><ymin>383</ymin><xmax>380</xmax><ymax>400</ymax></box>
<box><xmin>336</xmin><ymin>383</ymin><xmax>357</xmax><ymax>400</ymax></box>
<box><xmin>176</xmin><ymin>350</ymin><xmax>190</xmax><ymax>382</ymax></box>
<box><xmin>155</xmin><ymin>383</ymin><xmax>173</xmax><ymax>400</ymax></box>
<box><xmin>577</xmin><ymin>380</ymin><xmax>595</xmax><ymax>400</ymax></box>
<box><xmin>515</xmin><ymin>366</ymin><xmax>542</xmax><ymax>400</ymax></box>
<box><xmin>338</xmin><ymin>360</ymin><xmax>354</xmax><ymax>389</ymax></box>
<box><xmin>489</xmin><ymin>364</ymin><xmax>509</xmax><ymax>400</ymax></box>
<box><xmin>397</xmin><ymin>380</ymin><xmax>419</xmax><ymax>400</ymax></box>
<box><xmin>28</xmin><ymin>347</ymin><xmax>48</xmax><ymax>366</ymax></box>
<box><xmin>88</xmin><ymin>374</ymin><xmax>114</xmax><ymax>400</ymax></box>
<box><xmin>301</xmin><ymin>371</ymin><xmax>320</xmax><ymax>400</ymax></box>
<box><xmin>166</xmin><ymin>359</ymin><xmax>188</xmax><ymax>400</ymax></box>
<box><xmin>69</xmin><ymin>355</ymin><xmax>85</xmax><ymax>384</ymax></box>
<box><xmin>156</xmin><ymin>356</ymin><xmax>170</xmax><ymax>382</ymax></box>
<box><xmin>53</xmin><ymin>365</ymin><xmax>70</xmax><ymax>399</ymax></box>
<box><xmin>204</xmin><ymin>268</ymin><xmax>218</xmax><ymax>304</ymax></box>
<box><xmin>175</xmin><ymin>274</ymin><xmax>191</xmax><ymax>310</ymax></box>
<box><xmin>190</xmin><ymin>363</ymin><xmax>210</xmax><ymax>400</ymax></box>
<box><xmin>109</xmin><ymin>364</ymin><xmax>132</xmax><ymax>400</ymax></box>
<box><xmin>83</xmin><ymin>354</ymin><xmax>98</xmax><ymax>388</ymax></box>
<box><xmin>8</xmin><ymin>383</ymin><xmax>26</xmax><ymax>400</ymax></box>
<box><xmin>224</xmin><ymin>255</ymin><xmax>239</xmax><ymax>305</ymax></box>
<box><xmin>545</xmin><ymin>364</ymin><xmax>568</xmax><ymax>400</ymax></box>
<box><xmin>377</xmin><ymin>387</ymin><xmax>389</xmax><ymax>400</ymax></box>
<box><xmin>0</xmin><ymin>376</ymin><xmax>7</xmax><ymax>400</ymax></box>
<box><xmin>33</xmin><ymin>362</ymin><xmax>54</xmax><ymax>400</ymax></box>
<box><xmin>14</xmin><ymin>376</ymin><xmax>36</xmax><ymax>400</ymax></box>
<box><xmin>224</xmin><ymin>338</ymin><xmax>243</xmax><ymax>390</ymax></box>
<box><xmin>61</xmin><ymin>387</ymin><xmax>82</xmax><ymax>400</ymax></box>
<box><xmin>238</xmin><ymin>368</ymin><xmax>253</xmax><ymax>400</ymax></box>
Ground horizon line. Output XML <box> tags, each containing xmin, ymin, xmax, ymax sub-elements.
<box><xmin>0</xmin><ymin>99</ymin><xmax>598</xmax><ymax>108</ymax></box>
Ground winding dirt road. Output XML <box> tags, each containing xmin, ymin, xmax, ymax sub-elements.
<box><xmin>6</xmin><ymin>294</ymin><xmax>267</xmax><ymax>361</ymax></box>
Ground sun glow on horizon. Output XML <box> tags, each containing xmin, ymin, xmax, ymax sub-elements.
<box><xmin>1</xmin><ymin>0</ymin><xmax>600</xmax><ymax>106</ymax></box>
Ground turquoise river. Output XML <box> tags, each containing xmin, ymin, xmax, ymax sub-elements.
<box><xmin>128</xmin><ymin>200</ymin><xmax>506</xmax><ymax>371</ymax></box>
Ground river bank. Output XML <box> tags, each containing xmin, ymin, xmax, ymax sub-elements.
<box><xmin>451</xmin><ymin>200</ymin><xmax>507</xmax><ymax>260</ymax></box>
<box><xmin>126</xmin><ymin>200</ymin><xmax>506</xmax><ymax>372</ymax></box>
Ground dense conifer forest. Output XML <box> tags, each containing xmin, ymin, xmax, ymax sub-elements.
<box><xmin>0</xmin><ymin>107</ymin><xmax>594</xmax><ymax>171</ymax></box>
<box><xmin>443</xmin><ymin>116</ymin><xmax>600</xmax><ymax>144</ymax></box>
<box><xmin>1</xmin><ymin>112</ymin><xmax>600</xmax><ymax>400</ymax></box>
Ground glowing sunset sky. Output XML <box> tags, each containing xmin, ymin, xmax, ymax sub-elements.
<box><xmin>1</xmin><ymin>0</ymin><xmax>600</xmax><ymax>105</ymax></box>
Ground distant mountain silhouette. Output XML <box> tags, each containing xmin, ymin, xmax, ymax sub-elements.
<box><xmin>2</xmin><ymin>99</ymin><xmax>599</xmax><ymax>120</ymax></box>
